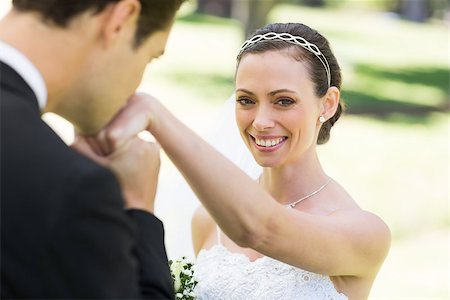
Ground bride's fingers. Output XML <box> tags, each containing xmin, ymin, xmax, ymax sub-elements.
<box><xmin>103</xmin><ymin>93</ymin><xmax>156</xmax><ymax>151</ymax></box>
<box><xmin>86</xmin><ymin>136</ymin><xmax>108</xmax><ymax>157</ymax></box>
<box><xmin>95</xmin><ymin>130</ymin><xmax>114</xmax><ymax>156</ymax></box>
<box><xmin>71</xmin><ymin>135</ymin><xmax>107</xmax><ymax>166</ymax></box>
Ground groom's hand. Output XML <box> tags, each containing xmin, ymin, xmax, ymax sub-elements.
<box><xmin>72</xmin><ymin>135</ymin><xmax>160</xmax><ymax>213</ymax></box>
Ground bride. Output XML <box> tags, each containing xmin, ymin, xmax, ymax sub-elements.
<box><xmin>99</xmin><ymin>22</ymin><xmax>391</xmax><ymax>299</ymax></box>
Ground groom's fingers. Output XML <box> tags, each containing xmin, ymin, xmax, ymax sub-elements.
<box><xmin>102</xmin><ymin>93</ymin><xmax>156</xmax><ymax>151</ymax></box>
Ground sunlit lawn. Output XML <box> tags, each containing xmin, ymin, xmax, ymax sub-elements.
<box><xmin>144</xmin><ymin>3</ymin><xmax>449</xmax><ymax>299</ymax></box>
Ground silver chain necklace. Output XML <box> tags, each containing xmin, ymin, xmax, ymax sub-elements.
<box><xmin>285</xmin><ymin>177</ymin><xmax>332</xmax><ymax>208</ymax></box>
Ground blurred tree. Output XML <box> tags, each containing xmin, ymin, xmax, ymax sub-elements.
<box><xmin>301</xmin><ymin>0</ymin><xmax>326</xmax><ymax>7</ymax></box>
<box><xmin>385</xmin><ymin>0</ymin><xmax>448</xmax><ymax>22</ymax></box>
<box><xmin>196</xmin><ymin>0</ymin><xmax>232</xmax><ymax>17</ymax></box>
<box><xmin>232</xmin><ymin>0</ymin><xmax>280</xmax><ymax>38</ymax></box>
<box><xmin>195</xmin><ymin>0</ymin><xmax>279</xmax><ymax>39</ymax></box>
<box><xmin>398</xmin><ymin>0</ymin><xmax>430</xmax><ymax>22</ymax></box>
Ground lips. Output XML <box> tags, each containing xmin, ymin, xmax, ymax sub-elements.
<box><xmin>249</xmin><ymin>134</ymin><xmax>287</xmax><ymax>152</ymax></box>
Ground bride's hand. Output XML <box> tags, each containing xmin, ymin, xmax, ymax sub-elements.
<box><xmin>97</xmin><ymin>93</ymin><xmax>162</xmax><ymax>154</ymax></box>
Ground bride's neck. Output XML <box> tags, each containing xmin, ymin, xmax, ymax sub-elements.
<box><xmin>260</xmin><ymin>149</ymin><xmax>328</xmax><ymax>205</ymax></box>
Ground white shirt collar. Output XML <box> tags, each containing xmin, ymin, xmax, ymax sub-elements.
<box><xmin>0</xmin><ymin>40</ymin><xmax>47</xmax><ymax>111</ymax></box>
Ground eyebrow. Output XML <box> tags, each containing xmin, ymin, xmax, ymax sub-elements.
<box><xmin>235</xmin><ymin>88</ymin><xmax>256</xmax><ymax>96</ymax></box>
<box><xmin>235</xmin><ymin>88</ymin><xmax>297</xmax><ymax>96</ymax></box>
<box><xmin>268</xmin><ymin>89</ymin><xmax>297</xmax><ymax>96</ymax></box>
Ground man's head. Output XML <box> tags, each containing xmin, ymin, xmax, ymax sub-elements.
<box><xmin>13</xmin><ymin>0</ymin><xmax>184</xmax><ymax>48</ymax></box>
<box><xmin>10</xmin><ymin>0</ymin><xmax>184</xmax><ymax>134</ymax></box>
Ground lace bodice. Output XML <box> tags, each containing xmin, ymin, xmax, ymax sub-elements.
<box><xmin>194</xmin><ymin>245</ymin><xmax>348</xmax><ymax>300</ymax></box>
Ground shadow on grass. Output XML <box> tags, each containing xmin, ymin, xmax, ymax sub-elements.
<box><xmin>168</xmin><ymin>63</ymin><xmax>449</xmax><ymax>123</ymax></box>
<box><xmin>177</xmin><ymin>12</ymin><xmax>238</xmax><ymax>27</ymax></box>
<box><xmin>355</xmin><ymin>64</ymin><xmax>450</xmax><ymax>97</ymax></box>
<box><xmin>343</xmin><ymin>64</ymin><xmax>449</xmax><ymax>123</ymax></box>
<box><xmin>342</xmin><ymin>85</ymin><xmax>448</xmax><ymax>116</ymax></box>
<box><xmin>167</xmin><ymin>71</ymin><xmax>235</xmax><ymax>103</ymax></box>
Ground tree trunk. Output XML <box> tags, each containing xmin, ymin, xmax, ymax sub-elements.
<box><xmin>399</xmin><ymin>0</ymin><xmax>429</xmax><ymax>22</ymax></box>
<box><xmin>232</xmin><ymin>0</ymin><xmax>279</xmax><ymax>39</ymax></box>
<box><xmin>197</xmin><ymin>0</ymin><xmax>232</xmax><ymax>18</ymax></box>
<box><xmin>302</xmin><ymin>0</ymin><xmax>325</xmax><ymax>7</ymax></box>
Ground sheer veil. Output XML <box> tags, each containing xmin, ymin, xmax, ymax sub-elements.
<box><xmin>155</xmin><ymin>95</ymin><xmax>262</xmax><ymax>259</ymax></box>
<box><xmin>204</xmin><ymin>94</ymin><xmax>262</xmax><ymax>180</ymax></box>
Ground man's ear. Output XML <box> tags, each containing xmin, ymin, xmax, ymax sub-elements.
<box><xmin>320</xmin><ymin>86</ymin><xmax>340</xmax><ymax>121</ymax></box>
<box><xmin>101</xmin><ymin>0</ymin><xmax>141</xmax><ymax>47</ymax></box>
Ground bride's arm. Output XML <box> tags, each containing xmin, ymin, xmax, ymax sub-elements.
<box><xmin>102</xmin><ymin>94</ymin><xmax>390</xmax><ymax>277</ymax></box>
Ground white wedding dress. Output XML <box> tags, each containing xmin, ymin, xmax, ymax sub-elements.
<box><xmin>194</xmin><ymin>228</ymin><xmax>348</xmax><ymax>300</ymax></box>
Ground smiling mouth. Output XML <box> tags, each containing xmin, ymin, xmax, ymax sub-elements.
<box><xmin>249</xmin><ymin>134</ymin><xmax>288</xmax><ymax>149</ymax></box>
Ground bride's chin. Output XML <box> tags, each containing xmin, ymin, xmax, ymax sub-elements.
<box><xmin>253</xmin><ymin>157</ymin><xmax>277</xmax><ymax>168</ymax></box>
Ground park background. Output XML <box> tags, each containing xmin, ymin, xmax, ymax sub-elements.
<box><xmin>0</xmin><ymin>0</ymin><xmax>448</xmax><ymax>298</ymax></box>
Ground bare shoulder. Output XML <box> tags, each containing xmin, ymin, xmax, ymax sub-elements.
<box><xmin>191</xmin><ymin>205</ymin><xmax>215</xmax><ymax>255</ymax></box>
<box><xmin>327</xmin><ymin>180</ymin><xmax>391</xmax><ymax>249</ymax></box>
<box><xmin>330</xmin><ymin>208</ymin><xmax>391</xmax><ymax>247</ymax></box>
<box><xmin>330</xmin><ymin>208</ymin><xmax>391</xmax><ymax>273</ymax></box>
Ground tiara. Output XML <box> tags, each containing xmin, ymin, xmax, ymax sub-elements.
<box><xmin>238</xmin><ymin>32</ymin><xmax>331</xmax><ymax>87</ymax></box>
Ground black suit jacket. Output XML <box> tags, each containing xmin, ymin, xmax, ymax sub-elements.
<box><xmin>0</xmin><ymin>62</ymin><xmax>174</xmax><ymax>299</ymax></box>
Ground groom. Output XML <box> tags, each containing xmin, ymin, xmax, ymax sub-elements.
<box><xmin>0</xmin><ymin>0</ymin><xmax>183</xmax><ymax>298</ymax></box>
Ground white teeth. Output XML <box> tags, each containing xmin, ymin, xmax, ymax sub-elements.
<box><xmin>255</xmin><ymin>137</ymin><xmax>285</xmax><ymax>147</ymax></box>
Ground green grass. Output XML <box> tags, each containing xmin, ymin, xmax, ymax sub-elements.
<box><xmin>140</xmin><ymin>3</ymin><xmax>449</xmax><ymax>298</ymax></box>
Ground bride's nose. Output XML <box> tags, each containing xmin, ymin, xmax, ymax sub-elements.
<box><xmin>252</xmin><ymin>106</ymin><xmax>275</xmax><ymax>131</ymax></box>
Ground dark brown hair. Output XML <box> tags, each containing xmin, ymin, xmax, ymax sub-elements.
<box><xmin>237</xmin><ymin>23</ymin><xmax>344</xmax><ymax>144</ymax></box>
<box><xmin>12</xmin><ymin>0</ymin><xmax>185</xmax><ymax>47</ymax></box>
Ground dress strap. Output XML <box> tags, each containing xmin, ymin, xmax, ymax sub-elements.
<box><xmin>216</xmin><ymin>225</ymin><xmax>222</xmax><ymax>245</ymax></box>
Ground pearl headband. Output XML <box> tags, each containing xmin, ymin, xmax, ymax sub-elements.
<box><xmin>237</xmin><ymin>32</ymin><xmax>331</xmax><ymax>87</ymax></box>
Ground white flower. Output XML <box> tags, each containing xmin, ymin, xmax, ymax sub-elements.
<box><xmin>169</xmin><ymin>256</ymin><xmax>198</xmax><ymax>300</ymax></box>
<box><xmin>182</xmin><ymin>269</ymin><xmax>192</xmax><ymax>275</ymax></box>
<box><xmin>170</xmin><ymin>261</ymin><xmax>183</xmax><ymax>291</ymax></box>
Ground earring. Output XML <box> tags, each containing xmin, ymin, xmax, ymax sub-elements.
<box><xmin>319</xmin><ymin>116</ymin><xmax>326</xmax><ymax>123</ymax></box>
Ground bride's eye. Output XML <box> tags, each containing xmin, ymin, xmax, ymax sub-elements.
<box><xmin>276</xmin><ymin>98</ymin><xmax>295</xmax><ymax>107</ymax></box>
<box><xmin>236</xmin><ymin>98</ymin><xmax>255</xmax><ymax>106</ymax></box>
